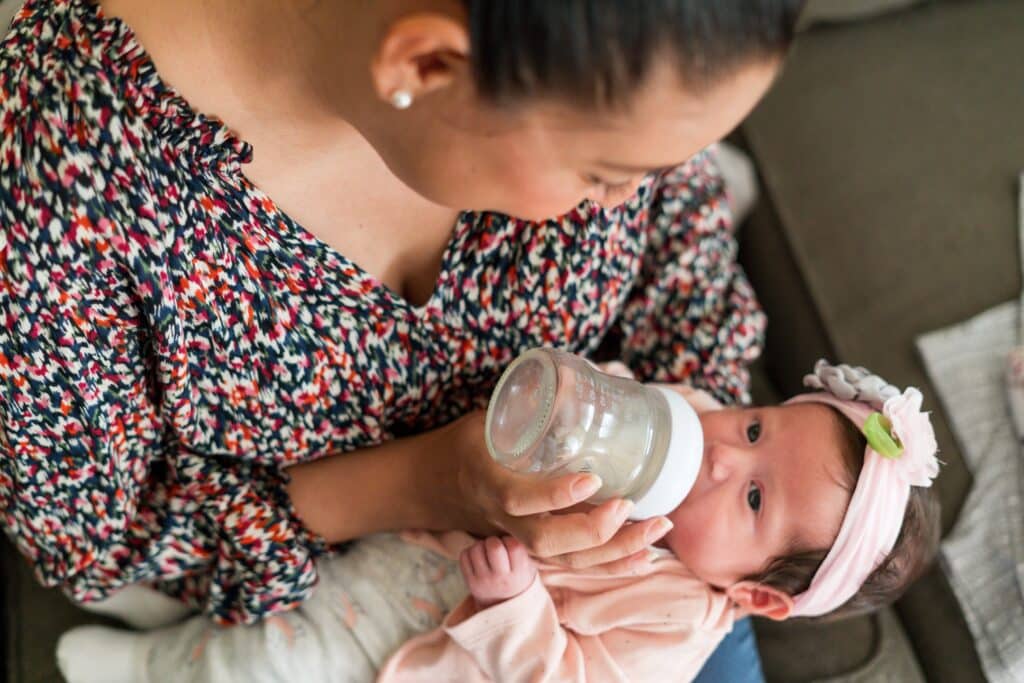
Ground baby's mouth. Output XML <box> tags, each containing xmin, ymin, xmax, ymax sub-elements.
<box><xmin>687</xmin><ymin>444</ymin><xmax>713</xmax><ymax>498</ymax></box>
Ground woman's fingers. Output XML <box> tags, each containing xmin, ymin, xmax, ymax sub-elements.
<box><xmin>551</xmin><ymin>515</ymin><xmax>673</xmax><ymax>570</ymax></box>
<box><xmin>586</xmin><ymin>548</ymin><xmax>656</xmax><ymax>575</ymax></box>
<box><xmin>453</xmin><ymin>410</ymin><xmax>664</xmax><ymax>567</ymax></box>
<box><xmin>492</xmin><ymin>469</ymin><xmax>604</xmax><ymax>517</ymax></box>
<box><xmin>501</xmin><ymin>497</ymin><xmax>633</xmax><ymax>559</ymax></box>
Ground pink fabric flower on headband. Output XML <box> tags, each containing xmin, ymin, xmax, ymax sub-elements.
<box><xmin>784</xmin><ymin>361</ymin><xmax>941</xmax><ymax>618</ymax></box>
<box><xmin>883</xmin><ymin>388</ymin><xmax>939</xmax><ymax>488</ymax></box>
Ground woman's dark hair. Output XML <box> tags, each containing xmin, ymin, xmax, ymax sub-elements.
<box><xmin>462</xmin><ymin>0</ymin><xmax>806</xmax><ymax>109</ymax></box>
<box><xmin>748</xmin><ymin>406</ymin><xmax>942</xmax><ymax>621</ymax></box>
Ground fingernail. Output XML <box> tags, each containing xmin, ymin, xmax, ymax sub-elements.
<box><xmin>572</xmin><ymin>474</ymin><xmax>602</xmax><ymax>500</ymax></box>
<box><xmin>617</xmin><ymin>499</ymin><xmax>634</xmax><ymax>518</ymax></box>
<box><xmin>646</xmin><ymin>518</ymin><xmax>673</xmax><ymax>543</ymax></box>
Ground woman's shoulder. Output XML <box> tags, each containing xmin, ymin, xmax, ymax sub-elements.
<box><xmin>1</xmin><ymin>0</ymin><xmax>147</xmax><ymax>152</ymax></box>
<box><xmin>648</xmin><ymin>151</ymin><xmax>725</xmax><ymax>213</ymax></box>
<box><xmin>0</xmin><ymin>1</ymin><xmax>163</xmax><ymax>266</ymax></box>
<box><xmin>2</xmin><ymin>0</ymin><xmax>85</xmax><ymax>96</ymax></box>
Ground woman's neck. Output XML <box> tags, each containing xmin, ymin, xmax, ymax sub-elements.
<box><xmin>97</xmin><ymin>0</ymin><xmax>371</xmax><ymax>130</ymax></box>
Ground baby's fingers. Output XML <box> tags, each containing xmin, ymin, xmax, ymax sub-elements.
<box><xmin>502</xmin><ymin>536</ymin><xmax>532</xmax><ymax>571</ymax></box>
<box><xmin>484</xmin><ymin>537</ymin><xmax>511</xmax><ymax>574</ymax></box>
<box><xmin>468</xmin><ymin>540</ymin><xmax>493</xmax><ymax>574</ymax></box>
<box><xmin>458</xmin><ymin>549</ymin><xmax>477</xmax><ymax>581</ymax></box>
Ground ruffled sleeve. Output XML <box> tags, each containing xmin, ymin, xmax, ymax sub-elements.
<box><xmin>0</xmin><ymin>1</ymin><xmax>323</xmax><ymax>624</ymax></box>
<box><xmin>614</xmin><ymin>152</ymin><xmax>766</xmax><ymax>405</ymax></box>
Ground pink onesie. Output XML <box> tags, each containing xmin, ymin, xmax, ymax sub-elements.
<box><xmin>379</xmin><ymin>530</ymin><xmax>737</xmax><ymax>682</ymax></box>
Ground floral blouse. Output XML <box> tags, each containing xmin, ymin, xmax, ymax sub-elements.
<box><xmin>0</xmin><ymin>0</ymin><xmax>764</xmax><ymax>624</ymax></box>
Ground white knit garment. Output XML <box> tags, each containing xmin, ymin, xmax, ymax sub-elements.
<box><xmin>917</xmin><ymin>300</ymin><xmax>1024</xmax><ymax>683</ymax></box>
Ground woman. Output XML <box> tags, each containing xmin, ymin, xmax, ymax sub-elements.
<box><xmin>1</xmin><ymin>0</ymin><xmax>798</xmax><ymax>680</ymax></box>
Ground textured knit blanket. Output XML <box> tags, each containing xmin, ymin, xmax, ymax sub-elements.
<box><xmin>917</xmin><ymin>301</ymin><xmax>1024</xmax><ymax>683</ymax></box>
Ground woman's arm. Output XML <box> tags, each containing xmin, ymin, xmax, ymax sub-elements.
<box><xmin>287</xmin><ymin>410</ymin><xmax>667</xmax><ymax>570</ymax></box>
<box><xmin>0</xmin><ymin>39</ymin><xmax>324</xmax><ymax>624</ymax></box>
<box><xmin>285</xmin><ymin>420</ymin><xmax>461</xmax><ymax>542</ymax></box>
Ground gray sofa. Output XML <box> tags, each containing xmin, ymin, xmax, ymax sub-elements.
<box><xmin>3</xmin><ymin>0</ymin><xmax>1022</xmax><ymax>681</ymax></box>
<box><xmin>740</xmin><ymin>0</ymin><xmax>1023</xmax><ymax>680</ymax></box>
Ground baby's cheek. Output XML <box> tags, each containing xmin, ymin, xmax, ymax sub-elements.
<box><xmin>663</xmin><ymin>523</ymin><xmax>694</xmax><ymax>560</ymax></box>
<box><xmin>664</xmin><ymin>516</ymin><xmax>725</xmax><ymax>576</ymax></box>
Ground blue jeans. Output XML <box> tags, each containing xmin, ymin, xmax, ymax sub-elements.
<box><xmin>693</xmin><ymin>617</ymin><xmax>765</xmax><ymax>683</ymax></box>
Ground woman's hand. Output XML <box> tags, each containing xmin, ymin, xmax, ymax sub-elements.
<box><xmin>428</xmin><ymin>411</ymin><xmax>672</xmax><ymax>574</ymax></box>
<box><xmin>460</xmin><ymin>536</ymin><xmax>537</xmax><ymax>608</ymax></box>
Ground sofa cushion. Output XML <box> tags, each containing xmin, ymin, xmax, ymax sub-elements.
<box><xmin>740</xmin><ymin>0</ymin><xmax>1024</xmax><ymax>680</ymax></box>
<box><xmin>744</xmin><ymin>0</ymin><xmax>1024</xmax><ymax>530</ymax></box>
<box><xmin>755</xmin><ymin>608</ymin><xmax>926</xmax><ymax>682</ymax></box>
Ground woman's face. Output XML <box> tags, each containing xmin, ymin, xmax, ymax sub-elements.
<box><xmin>359</xmin><ymin>58</ymin><xmax>781</xmax><ymax>221</ymax></box>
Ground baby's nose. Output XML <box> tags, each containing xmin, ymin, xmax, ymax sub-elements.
<box><xmin>707</xmin><ymin>444</ymin><xmax>747</xmax><ymax>483</ymax></box>
<box><xmin>708</xmin><ymin>452</ymin><xmax>733</xmax><ymax>483</ymax></box>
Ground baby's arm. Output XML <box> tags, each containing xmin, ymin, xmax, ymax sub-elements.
<box><xmin>459</xmin><ymin>536</ymin><xmax>537</xmax><ymax>609</ymax></box>
<box><xmin>450</xmin><ymin>537</ymin><xmax>711</xmax><ymax>682</ymax></box>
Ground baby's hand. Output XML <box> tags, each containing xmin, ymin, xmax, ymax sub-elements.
<box><xmin>459</xmin><ymin>536</ymin><xmax>538</xmax><ymax>609</ymax></box>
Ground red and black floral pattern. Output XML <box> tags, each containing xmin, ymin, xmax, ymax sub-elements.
<box><xmin>0</xmin><ymin>0</ymin><xmax>764</xmax><ymax>624</ymax></box>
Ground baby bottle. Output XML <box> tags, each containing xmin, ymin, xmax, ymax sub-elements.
<box><xmin>485</xmin><ymin>348</ymin><xmax>703</xmax><ymax>520</ymax></box>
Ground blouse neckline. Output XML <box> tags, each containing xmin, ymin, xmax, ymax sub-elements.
<box><xmin>83</xmin><ymin>0</ymin><xmax>474</xmax><ymax>318</ymax></box>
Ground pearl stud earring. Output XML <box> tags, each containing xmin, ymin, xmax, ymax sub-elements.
<box><xmin>390</xmin><ymin>90</ymin><xmax>413</xmax><ymax>110</ymax></box>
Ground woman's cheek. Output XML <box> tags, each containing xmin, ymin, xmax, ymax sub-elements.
<box><xmin>491</xmin><ymin>139</ymin><xmax>581</xmax><ymax>215</ymax></box>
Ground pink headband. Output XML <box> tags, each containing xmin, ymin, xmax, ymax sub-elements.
<box><xmin>782</xmin><ymin>362</ymin><xmax>940</xmax><ymax>618</ymax></box>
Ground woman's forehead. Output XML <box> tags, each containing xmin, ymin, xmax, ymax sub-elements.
<box><xmin>511</xmin><ymin>59</ymin><xmax>780</xmax><ymax>166</ymax></box>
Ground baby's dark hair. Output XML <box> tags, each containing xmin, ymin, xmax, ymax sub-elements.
<box><xmin>461</xmin><ymin>0</ymin><xmax>806</xmax><ymax>109</ymax></box>
<box><xmin>747</xmin><ymin>405</ymin><xmax>941</xmax><ymax>621</ymax></box>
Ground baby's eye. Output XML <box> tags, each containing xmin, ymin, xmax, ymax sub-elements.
<box><xmin>746</xmin><ymin>419</ymin><xmax>761</xmax><ymax>444</ymax></box>
<box><xmin>747</xmin><ymin>482</ymin><xmax>762</xmax><ymax>512</ymax></box>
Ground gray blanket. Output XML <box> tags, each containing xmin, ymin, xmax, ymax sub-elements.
<box><xmin>917</xmin><ymin>301</ymin><xmax>1024</xmax><ymax>683</ymax></box>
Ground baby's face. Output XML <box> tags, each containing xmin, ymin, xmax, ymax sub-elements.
<box><xmin>661</xmin><ymin>403</ymin><xmax>853</xmax><ymax>589</ymax></box>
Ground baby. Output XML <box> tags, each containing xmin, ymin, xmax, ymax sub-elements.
<box><xmin>56</xmin><ymin>360</ymin><xmax>941</xmax><ymax>683</ymax></box>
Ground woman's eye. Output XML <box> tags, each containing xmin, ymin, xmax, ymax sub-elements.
<box><xmin>746</xmin><ymin>419</ymin><xmax>761</xmax><ymax>444</ymax></box>
<box><xmin>583</xmin><ymin>174</ymin><xmax>632</xmax><ymax>194</ymax></box>
<box><xmin>604</xmin><ymin>179</ymin><xmax>633</xmax><ymax>192</ymax></box>
<box><xmin>747</xmin><ymin>482</ymin><xmax>762</xmax><ymax>512</ymax></box>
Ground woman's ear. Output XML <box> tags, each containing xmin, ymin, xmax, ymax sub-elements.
<box><xmin>370</xmin><ymin>13</ymin><xmax>471</xmax><ymax>106</ymax></box>
<box><xmin>725</xmin><ymin>580</ymin><xmax>794</xmax><ymax>621</ymax></box>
